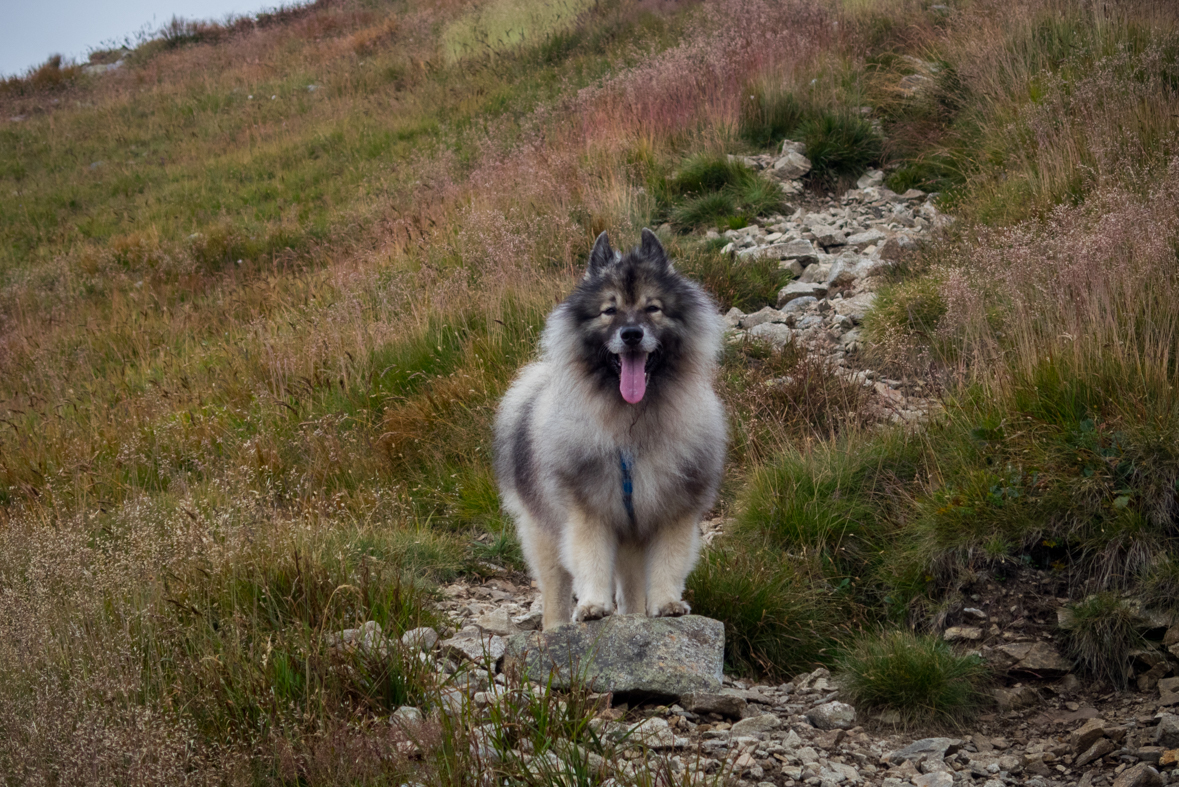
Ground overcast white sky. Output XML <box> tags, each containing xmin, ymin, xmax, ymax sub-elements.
<box><xmin>1</xmin><ymin>0</ymin><xmax>303</xmax><ymax>78</ymax></box>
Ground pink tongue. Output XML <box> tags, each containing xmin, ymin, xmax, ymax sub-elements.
<box><xmin>620</xmin><ymin>352</ymin><xmax>648</xmax><ymax>404</ymax></box>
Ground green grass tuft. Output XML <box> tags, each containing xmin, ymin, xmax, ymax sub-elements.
<box><xmin>797</xmin><ymin>112</ymin><xmax>882</xmax><ymax>188</ymax></box>
<box><xmin>1058</xmin><ymin>593</ymin><xmax>1148</xmax><ymax>690</ymax></box>
<box><xmin>838</xmin><ymin>630</ymin><xmax>990</xmax><ymax>725</ymax></box>
<box><xmin>663</xmin><ymin>153</ymin><xmax>787</xmax><ymax>230</ymax></box>
<box><xmin>686</xmin><ymin>546</ymin><xmax>841</xmax><ymax>678</ymax></box>
<box><xmin>738</xmin><ymin>82</ymin><xmax>804</xmax><ymax>149</ymax></box>
<box><xmin>737</xmin><ymin>433</ymin><xmax>922</xmax><ymax>587</ymax></box>
<box><xmin>670</xmin><ymin>191</ymin><xmax>740</xmax><ymax>228</ymax></box>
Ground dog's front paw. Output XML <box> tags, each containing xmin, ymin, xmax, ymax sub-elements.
<box><xmin>650</xmin><ymin>599</ymin><xmax>691</xmax><ymax>617</ymax></box>
<box><xmin>573</xmin><ymin>602</ymin><xmax>612</xmax><ymax>622</ymax></box>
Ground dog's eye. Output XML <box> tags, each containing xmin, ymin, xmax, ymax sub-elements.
<box><xmin>602</xmin><ymin>307</ymin><xmax>616</xmax><ymax>316</ymax></box>
<box><xmin>645</xmin><ymin>304</ymin><xmax>661</xmax><ymax>313</ymax></box>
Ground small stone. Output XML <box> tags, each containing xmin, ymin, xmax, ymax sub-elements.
<box><xmin>739</xmin><ymin>306</ymin><xmax>788</xmax><ymax>329</ymax></box>
<box><xmin>886</xmin><ymin>738</ymin><xmax>963</xmax><ymax>764</ymax></box>
<box><xmin>1072</xmin><ymin>718</ymin><xmax>1110</xmax><ymax>754</ymax></box>
<box><xmin>401</xmin><ymin>626</ymin><xmax>440</xmax><ymax>651</ymax></box>
<box><xmin>777</xmin><ymin>281</ymin><xmax>828</xmax><ymax>307</ymax></box>
<box><xmin>681</xmin><ymin>691</ymin><xmax>747</xmax><ymax>719</ymax></box>
<box><xmin>1075</xmin><ymin>737</ymin><xmax>1118</xmax><ymax>767</ymax></box>
<box><xmin>1159</xmin><ymin>749</ymin><xmax>1179</xmax><ymax>767</ymax></box>
<box><xmin>1113</xmin><ymin>764</ymin><xmax>1163</xmax><ymax>787</ymax></box>
<box><xmin>943</xmin><ymin>626</ymin><xmax>982</xmax><ymax>642</ymax></box>
<box><xmin>856</xmin><ymin>169</ymin><xmax>884</xmax><ymax>189</ymax></box>
<box><xmin>773</xmin><ymin>150</ymin><xmax>812</xmax><ymax>180</ymax></box>
<box><xmin>1154</xmin><ymin>714</ymin><xmax>1179</xmax><ymax>748</ymax></box>
<box><xmin>730</xmin><ymin>714</ymin><xmax>781</xmax><ymax>735</ymax></box>
<box><xmin>913</xmin><ymin>773</ymin><xmax>954</xmax><ymax>787</ymax></box>
<box><xmin>1159</xmin><ymin>677</ymin><xmax>1179</xmax><ymax>695</ymax></box>
<box><xmin>805</xmin><ymin>701</ymin><xmax>856</xmax><ymax>730</ymax></box>
<box><xmin>440</xmin><ymin>626</ymin><xmax>507</xmax><ymax>665</ymax></box>
<box><xmin>724</xmin><ymin>307</ymin><xmax>746</xmax><ymax>328</ymax></box>
<box><xmin>748</xmin><ymin>322</ymin><xmax>794</xmax><ymax>347</ymax></box>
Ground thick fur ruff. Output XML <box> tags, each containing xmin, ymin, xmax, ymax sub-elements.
<box><xmin>494</xmin><ymin>229</ymin><xmax>727</xmax><ymax>629</ymax></box>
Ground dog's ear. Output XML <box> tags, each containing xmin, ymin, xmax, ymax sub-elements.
<box><xmin>640</xmin><ymin>227</ymin><xmax>673</xmax><ymax>271</ymax></box>
<box><xmin>586</xmin><ymin>231</ymin><xmax>615</xmax><ymax>278</ymax></box>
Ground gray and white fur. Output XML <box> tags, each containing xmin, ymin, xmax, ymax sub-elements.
<box><xmin>494</xmin><ymin>228</ymin><xmax>726</xmax><ymax>629</ymax></box>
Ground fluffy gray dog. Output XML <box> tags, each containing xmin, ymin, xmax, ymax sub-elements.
<box><xmin>494</xmin><ymin>229</ymin><xmax>726</xmax><ymax>629</ymax></box>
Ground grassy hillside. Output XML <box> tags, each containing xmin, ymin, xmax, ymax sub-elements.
<box><xmin>2</xmin><ymin>0</ymin><xmax>1179</xmax><ymax>782</ymax></box>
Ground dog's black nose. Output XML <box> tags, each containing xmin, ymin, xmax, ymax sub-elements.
<box><xmin>620</xmin><ymin>326</ymin><xmax>644</xmax><ymax>347</ymax></box>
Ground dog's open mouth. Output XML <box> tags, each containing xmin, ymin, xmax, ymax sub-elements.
<box><xmin>610</xmin><ymin>351</ymin><xmax>652</xmax><ymax>404</ymax></box>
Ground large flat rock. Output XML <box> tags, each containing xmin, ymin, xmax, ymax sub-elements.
<box><xmin>503</xmin><ymin>614</ymin><xmax>724</xmax><ymax>699</ymax></box>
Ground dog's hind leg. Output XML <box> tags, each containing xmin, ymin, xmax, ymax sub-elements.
<box><xmin>563</xmin><ymin>509</ymin><xmax>616</xmax><ymax>622</ymax></box>
<box><xmin>517</xmin><ymin>514</ymin><xmax>572</xmax><ymax>629</ymax></box>
<box><xmin>615</xmin><ymin>540</ymin><xmax>647</xmax><ymax>615</ymax></box>
<box><xmin>538</xmin><ymin>552</ymin><xmax>573</xmax><ymax>630</ymax></box>
<box><xmin>645</xmin><ymin>516</ymin><xmax>701</xmax><ymax>618</ymax></box>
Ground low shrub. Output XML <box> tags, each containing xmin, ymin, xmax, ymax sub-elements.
<box><xmin>838</xmin><ymin>630</ymin><xmax>990</xmax><ymax>725</ymax></box>
<box><xmin>674</xmin><ymin>242</ymin><xmax>789</xmax><ymax>312</ymax></box>
<box><xmin>718</xmin><ymin>337</ymin><xmax>870</xmax><ymax>464</ymax></box>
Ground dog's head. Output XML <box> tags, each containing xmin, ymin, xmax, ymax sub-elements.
<box><xmin>562</xmin><ymin>228</ymin><xmax>712</xmax><ymax>405</ymax></box>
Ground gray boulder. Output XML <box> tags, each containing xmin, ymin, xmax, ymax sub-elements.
<box><xmin>502</xmin><ymin>614</ymin><xmax>724</xmax><ymax>698</ymax></box>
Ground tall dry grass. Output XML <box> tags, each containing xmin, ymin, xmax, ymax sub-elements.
<box><xmin>940</xmin><ymin>172</ymin><xmax>1179</xmax><ymax>399</ymax></box>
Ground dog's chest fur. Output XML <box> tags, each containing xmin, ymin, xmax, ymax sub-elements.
<box><xmin>542</xmin><ymin>379</ymin><xmax>723</xmax><ymax>539</ymax></box>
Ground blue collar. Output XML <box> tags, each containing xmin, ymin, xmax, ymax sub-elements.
<box><xmin>619</xmin><ymin>450</ymin><xmax>635</xmax><ymax>523</ymax></box>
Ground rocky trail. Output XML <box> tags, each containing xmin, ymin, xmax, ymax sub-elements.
<box><xmin>713</xmin><ymin>148</ymin><xmax>948</xmax><ymax>428</ymax></box>
<box><xmin>339</xmin><ymin>565</ymin><xmax>1179</xmax><ymax>787</ymax></box>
